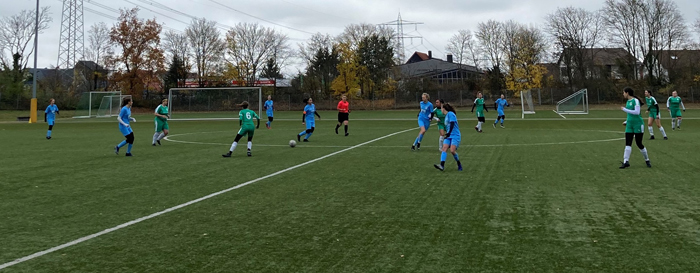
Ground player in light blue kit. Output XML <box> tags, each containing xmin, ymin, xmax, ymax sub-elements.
<box><xmin>114</xmin><ymin>97</ymin><xmax>137</xmax><ymax>157</ymax></box>
<box><xmin>297</xmin><ymin>98</ymin><xmax>321</xmax><ymax>142</ymax></box>
<box><xmin>412</xmin><ymin>93</ymin><xmax>434</xmax><ymax>151</ymax></box>
<box><xmin>264</xmin><ymin>95</ymin><xmax>274</xmax><ymax>129</ymax></box>
<box><xmin>44</xmin><ymin>98</ymin><xmax>59</xmax><ymax>139</ymax></box>
<box><xmin>434</xmin><ymin>103</ymin><xmax>462</xmax><ymax>171</ymax></box>
<box><xmin>493</xmin><ymin>94</ymin><xmax>509</xmax><ymax>128</ymax></box>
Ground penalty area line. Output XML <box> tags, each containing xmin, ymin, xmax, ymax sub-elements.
<box><xmin>0</xmin><ymin>127</ymin><xmax>419</xmax><ymax>270</ymax></box>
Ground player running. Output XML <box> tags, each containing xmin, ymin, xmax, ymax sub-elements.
<box><xmin>432</xmin><ymin>99</ymin><xmax>446</xmax><ymax>150</ymax></box>
<box><xmin>666</xmin><ymin>91</ymin><xmax>686</xmax><ymax>130</ymax></box>
<box><xmin>297</xmin><ymin>98</ymin><xmax>321</xmax><ymax>142</ymax></box>
<box><xmin>412</xmin><ymin>93</ymin><xmax>434</xmax><ymax>151</ymax></box>
<box><xmin>493</xmin><ymin>94</ymin><xmax>509</xmax><ymax>128</ymax></box>
<box><xmin>620</xmin><ymin>87</ymin><xmax>651</xmax><ymax>169</ymax></box>
<box><xmin>471</xmin><ymin>92</ymin><xmax>488</xmax><ymax>132</ymax></box>
<box><xmin>152</xmin><ymin>98</ymin><xmax>170</xmax><ymax>146</ymax></box>
<box><xmin>114</xmin><ymin>97</ymin><xmax>136</xmax><ymax>157</ymax></box>
<box><xmin>44</xmin><ymin>98</ymin><xmax>59</xmax><ymax>139</ymax></box>
<box><xmin>434</xmin><ymin>103</ymin><xmax>463</xmax><ymax>171</ymax></box>
<box><xmin>223</xmin><ymin>101</ymin><xmax>260</xmax><ymax>157</ymax></box>
<box><xmin>264</xmin><ymin>95</ymin><xmax>274</xmax><ymax>129</ymax></box>
<box><xmin>644</xmin><ymin>90</ymin><xmax>667</xmax><ymax>140</ymax></box>
<box><xmin>335</xmin><ymin>95</ymin><xmax>350</xmax><ymax>136</ymax></box>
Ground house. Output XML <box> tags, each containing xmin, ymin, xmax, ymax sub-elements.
<box><xmin>557</xmin><ymin>48</ymin><xmax>639</xmax><ymax>83</ymax></box>
<box><xmin>648</xmin><ymin>50</ymin><xmax>700</xmax><ymax>82</ymax></box>
<box><xmin>398</xmin><ymin>51</ymin><xmax>482</xmax><ymax>84</ymax></box>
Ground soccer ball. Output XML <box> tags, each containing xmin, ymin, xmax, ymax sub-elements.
<box><xmin>289</xmin><ymin>140</ymin><xmax>297</xmax><ymax>147</ymax></box>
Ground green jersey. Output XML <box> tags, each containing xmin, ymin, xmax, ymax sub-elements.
<box><xmin>645</xmin><ymin>97</ymin><xmax>658</xmax><ymax>112</ymax></box>
<box><xmin>667</xmin><ymin>96</ymin><xmax>683</xmax><ymax>109</ymax></box>
<box><xmin>239</xmin><ymin>109</ymin><xmax>259</xmax><ymax>127</ymax></box>
<box><xmin>155</xmin><ymin>105</ymin><xmax>169</xmax><ymax>122</ymax></box>
<box><xmin>625</xmin><ymin>98</ymin><xmax>644</xmax><ymax>133</ymax></box>
<box><xmin>432</xmin><ymin>108</ymin><xmax>446</xmax><ymax>125</ymax></box>
<box><xmin>473</xmin><ymin>98</ymin><xmax>486</xmax><ymax>117</ymax></box>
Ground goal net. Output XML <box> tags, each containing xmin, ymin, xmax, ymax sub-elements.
<box><xmin>521</xmin><ymin>90</ymin><xmax>536</xmax><ymax>119</ymax></box>
<box><xmin>555</xmin><ymin>89</ymin><xmax>588</xmax><ymax>117</ymax></box>
<box><xmin>167</xmin><ymin>87</ymin><xmax>262</xmax><ymax>120</ymax></box>
<box><xmin>96</xmin><ymin>95</ymin><xmax>132</xmax><ymax>117</ymax></box>
<box><xmin>74</xmin><ymin>91</ymin><xmax>121</xmax><ymax>118</ymax></box>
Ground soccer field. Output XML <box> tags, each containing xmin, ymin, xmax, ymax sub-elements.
<box><xmin>1</xmin><ymin>109</ymin><xmax>699</xmax><ymax>272</ymax></box>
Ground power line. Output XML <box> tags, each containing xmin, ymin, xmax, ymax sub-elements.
<box><xmin>136</xmin><ymin>0</ymin><xmax>232</xmax><ymax>31</ymax></box>
<box><xmin>415</xmin><ymin>29</ymin><xmax>444</xmax><ymax>56</ymax></box>
<box><xmin>122</xmin><ymin>0</ymin><xmax>190</xmax><ymax>26</ymax></box>
<box><xmin>208</xmin><ymin>0</ymin><xmax>315</xmax><ymax>35</ymax></box>
<box><xmin>279</xmin><ymin>0</ymin><xmax>355</xmax><ymax>22</ymax></box>
<box><xmin>83</xmin><ymin>0</ymin><xmax>182</xmax><ymax>33</ymax></box>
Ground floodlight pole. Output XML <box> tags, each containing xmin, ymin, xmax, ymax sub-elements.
<box><xmin>29</xmin><ymin>0</ymin><xmax>40</xmax><ymax>123</ymax></box>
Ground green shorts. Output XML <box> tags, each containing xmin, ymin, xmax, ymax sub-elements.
<box><xmin>648</xmin><ymin>110</ymin><xmax>659</xmax><ymax>119</ymax></box>
<box><xmin>238</xmin><ymin>125</ymin><xmax>255</xmax><ymax>138</ymax></box>
<box><xmin>670</xmin><ymin>109</ymin><xmax>682</xmax><ymax>118</ymax></box>
<box><xmin>437</xmin><ymin>123</ymin><xmax>446</xmax><ymax>131</ymax></box>
<box><xmin>155</xmin><ymin>119</ymin><xmax>169</xmax><ymax>132</ymax></box>
<box><xmin>476</xmin><ymin>111</ymin><xmax>484</xmax><ymax>118</ymax></box>
<box><xmin>625</xmin><ymin>120</ymin><xmax>644</xmax><ymax>134</ymax></box>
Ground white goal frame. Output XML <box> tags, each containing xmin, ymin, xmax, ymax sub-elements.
<box><xmin>97</xmin><ymin>94</ymin><xmax>132</xmax><ymax>118</ymax></box>
<box><xmin>554</xmin><ymin>89</ymin><xmax>589</xmax><ymax>119</ymax></box>
<box><xmin>521</xmin><ymin>90</ymin><xmax>536</xmax><ymax>119</ymax></box>
<box><xmin>167</xmin><ymin>87</ymin><xmax>262</xmax><ymax>120</ymax></box>
<box><xmin>73</xmin><ymin>91</ymin><xmax>121</xmax><ymax>118</ymax></box>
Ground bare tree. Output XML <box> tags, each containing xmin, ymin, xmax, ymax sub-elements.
<box><xmin>185</xmin><ymin>18</ymin><xmax>225</xmax><ymax>87</ymax></box>
<box><xmin>299</xmin><ymin>33</ymin><xmax>335</xmax><ymax>66</ymax></box>
<box><xmin>226</xmin><ymin>22</ymin><xmax>289</xmax><ymax>86</ymax></box>
<box><xmin>163</xmin><ymin>30</ymin><xmax>190</xmax><ymax>66</ymax></box>
<box><xmin>476</xmin><ymin>20</ymin><xmax>505</xmax><ymax>69</ymax></box>
<box><xmin>0</xmin><ymin>7</ymin><xmax>52</xmax><ymax>69</ymax></box>
<box><xmin>445</xmin><ymin>29</ymin><xmax>481</xmax><ymax>69</ymax></box>
<box><xmin>546</xmin><ymin>7</ymin><xmax>604</xmax><ymax>86</ymax></box>
<box><xmin>85</xmin><ymin>22</ymin><xmax>113</xmax><ymax>66</ymax></box>
<box><xmin>337</xmin><ymin>23</ymin><xmax>396</xmax><ymax>51</ymax></box>
<box><xmin>500</xmin><ymin>20</ymin><xmax>525</xmax><ymax>74</ymax></box>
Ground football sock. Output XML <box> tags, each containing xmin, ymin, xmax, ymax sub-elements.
<box><xmin>157</xmin><ymin>132</ymin><xmax>165</xmax><ymax>140</ymax></box>
<box><xmin>247</xmin><ymin>141</ymin><xmax>252</xmax><ymax>150</ymax></box>
<box><xmin>659</xmin><ymin>127</ymin><xmax>667</xmax><ymax>137</ymax></box>
<box><xmin>230</xmin><ymin>142</ymin><xmax>238</xmax><ymax>152</ymax></box>
<box><xmin>648</xmin><ymin>126</ymin><xmax>654</xmax><ymax>136</ymax></box>
<box><xmin>640</xmin><ymin>148</ymin><xmax>649</xmax><ymax>161</ymax></box>
<box><xmin>127</xmin><ymin>143</ymin><xmax>133</xmax><ymax>153</ymax></box>
<box><xmin>344</xmin><ymin>125</ymin><xmax>348</xmax><ymax>134</ymax></box>
<box><xmin>418</xmin><ymin>134</ymin><xmax>424</xmax><ymax>142</ymax></box>
<box><xmin>500</xmin><ymin>119</ymin><xmax>504</xmax><ymax>125</ymax></box>
<box><xmin>118</xmin><ymin>140</ymin><xmax>127</xmax><ymax>148</ymax></box>
<box><xmin>439</xmin><ymin>136</ymin><xmax>444</xmax><ymax>149</ymax></box>
<box><xmin>623</xmin><ymin>146</ymin><xmax>632</xmax><ymax>162</ymax></box>
<box><xmin>335</xmin><ymin>124</ymin><xmax>340</xmax><ymax>130</ymax></box>
<box><xmin>678</xmin><ymin>119</ymin><xmax>682</xmax><ymax>127</ymax></box>
<box><xmin>299</xmin><ymin>131</ymin><xmax>307</xmax><ymax>136</ymax></box>
<box><xmin>152</xmin><ymin>132</ymin><xmax>159</xmax><ymax>144</ymax></box>
<box><xmin>47</xmin><ymin>130</ymin><xmax>52</xmax><ymax>137</ymax></box>
<box><xmin>453</xmin><ymin>153</ymin><xmax>460</xmax><ymax>162</ymax></box>
<box><xmin>440</xmin><ymin>151</ymin><xmax>447</xmax><ymax>162</ymax></box>
<box><xmin>671</xmin><ymin>119</ymin><xmax>675</xmax><ymax>128</ymax></box>
<box><xmin>305</xmin><ymin>133</ymin><xmax>312</xmax><ymax>139</ymax></box>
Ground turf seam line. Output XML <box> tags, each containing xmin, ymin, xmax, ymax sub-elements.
<box><xmin>0</xmin><ymin>127</ymin><xmax>418</xmax><ymax>270</ymax></box>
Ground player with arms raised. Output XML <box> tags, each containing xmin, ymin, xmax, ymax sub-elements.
<box><xmin>152</xmin><ymin>98</ymin><xmax>170</xmax><ymax>146</ymax></box>
<box><xmin>432</xmin><ymin>99</ymin><xmax>446</xmax><ymax>150</ymax></box>
<box><xmin>264</xmin><ymin>95</ymin><xmax>274</xmax><ymax>129</ymax></box>
<box><xmin>335</xmin><ymin>95</ymin><xmax>350</xmax><ymax>136</ymax></box>
<box><xmin>493</xmin><ymin>94</ymin><xmax>509</xmax><ymax>128</ymax></box>
<box><xmin>666</xmin><ymin>91</ymin><xmax>685</xmax><ymax>130</ymax></box>
<box><xmin>44</xmin><ymin>98</ymin><xmax>59</xmax><ymax>139</ymax></box>
<box><xmin>620</xmin><ymin>87</ymin><xmax>651</xmax><ymax>169</ymax></box>
<box><xmin>471</xmin><ymin>92</ymin><xmax>488</xmax><ymax>132</ymax></box>
<box><xmin>644</xmin><ymin>90</ymin><xmax>667</xmax><ymax>140</ymax></box>
<box><xmin>412</xmin><ymin>93</ymin><xmax>433</xmax><ymax>151</ymax></box>
<box><xmin>434</xmin><ymin>103</ymin><xmax>463</xmax><ymax>171</ymax></box>
<box><xmin>297</xmin><ymin>98</ymin><xmax>321</xmax><ymax>142</ymax></box>
<box><xmin>114</xmin><ymin>98</ymin><xmax>136</xmax><ymax>157</ymax></box>
<box><xmin>223</xmin><ymin>101</ymin><xmax>260</xmax><ymax>157</ymax></box>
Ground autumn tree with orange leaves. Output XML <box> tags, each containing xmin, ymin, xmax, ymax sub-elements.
<box><xmin>107</xmin><ymin>8</ymin><xmax>164</xmax><ymax>99</ymax></box>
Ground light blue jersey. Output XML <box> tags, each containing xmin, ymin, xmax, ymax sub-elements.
<box><xmin>118</xmin><ymin>106</ymin><xmax>133</xmax><ymax>136</ymax></box>
<box><xmin>45</xmin><ymin>104</ymin><xmax>59</xmax><ymax>124</ymax></box>
<box><xmin>419</xmin><ymin>101</ymin><xmax>434</xmax><ymax>120</ymax></box>
<box><xmin>444</xmin><ymin>111</ymin><xmax>461</xmax><ymax>148</ymax></box>
<box><xmin>495</xmin><ymin>98</ymin><xmax>509</xmax><ymax>115</ymax></box>
<box><xmin>304</xmin><ymin>104</ymin><xmax>317</xmax><ymax>129</ymax></box>
<box><xmin>264</xmin><ymin>100</ymin><xmax>274</xmax><ymax>117</ymax></box>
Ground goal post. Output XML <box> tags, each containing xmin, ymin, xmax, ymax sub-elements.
<box><xmin>167</xmin><ymin>87</ymin><xmax>263</xmax><ymax>120</ymax></box>
<box><xmin>521</xmin><ymin>90</ymin><xmax>536</xmax><ymax>119</ymax></box>
<box><xmin>74</xmin><ymin>91</ymin><xmax>121</xmax><ymax>118</ymax></box>
<box><xmin>555</xmin><ymin>89</ymin><xmax>588</xmax><ymax>118</ymax></box>
<box><xmin>96</xmin><ymin>94</ymin><xmax>132</xmax><ymax>118</ymax></box>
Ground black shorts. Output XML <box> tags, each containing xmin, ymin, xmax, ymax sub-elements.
<box><xmin>478</xmin><ymin>117</ymin><xmax>485</xmax><ymax>122</ymax></box>
<box><xmin>338</xmin><ymin>112</ymin><xmax>349</xmax><ymax>123</ymax></box>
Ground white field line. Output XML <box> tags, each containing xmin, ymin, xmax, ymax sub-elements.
<box><xmin>169</xmin><ymin>117</ymin><xmax>699</xmax><ymax>121</ymax></box>
<box><xmin>0</xmin><ymin>127</ymin><xmax>419</xmax><ymax>270</ymax></box>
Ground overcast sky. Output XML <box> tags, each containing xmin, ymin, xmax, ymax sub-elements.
<box><xmin>2</xmin><ymin>0</ymin><xmax>699</xmax><ymax>76</ymax></box>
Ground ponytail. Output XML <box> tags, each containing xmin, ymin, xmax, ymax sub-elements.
<box><xmin>623</xmin><ymin>87</ymin><xmax>644</xmax><ymax>106</ymax></box>
<box><xmin>443</xmin><ymin>103</ymin><xmax>456</xmax><ymax>113</ymax></box>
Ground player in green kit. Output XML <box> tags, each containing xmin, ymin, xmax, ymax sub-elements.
<box><xmin>620</xmin><ymin>87</ymin><xmax>651</xmax><ymax>169</ymax></box>
<box><xmin>152</xmin><ymin>98</ymin><xmax>170</xmax><ymax>146</ymax></box>
<box><xmin>666</xmin><ymin>91</ymin><xmax>686</xmax><ymax>130</ymax></box>
<box><xmin>644</xmin><ymin>90</ymin><xmax>667</xmax><ymax>140</ymax></box>
<box><xmin>432</xmin><ymin>99</ymin><xmax>447</xmax><ymax>150</ymax></box>
<box><xmin>471</xmin><ymin>92</ymin><xmax>488</xmax><ymax>132</ymax></box>
<box><xmin>223</xmin><ymin>101</ymin><xmax>260</xmax><ymax>158</ymax></box>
